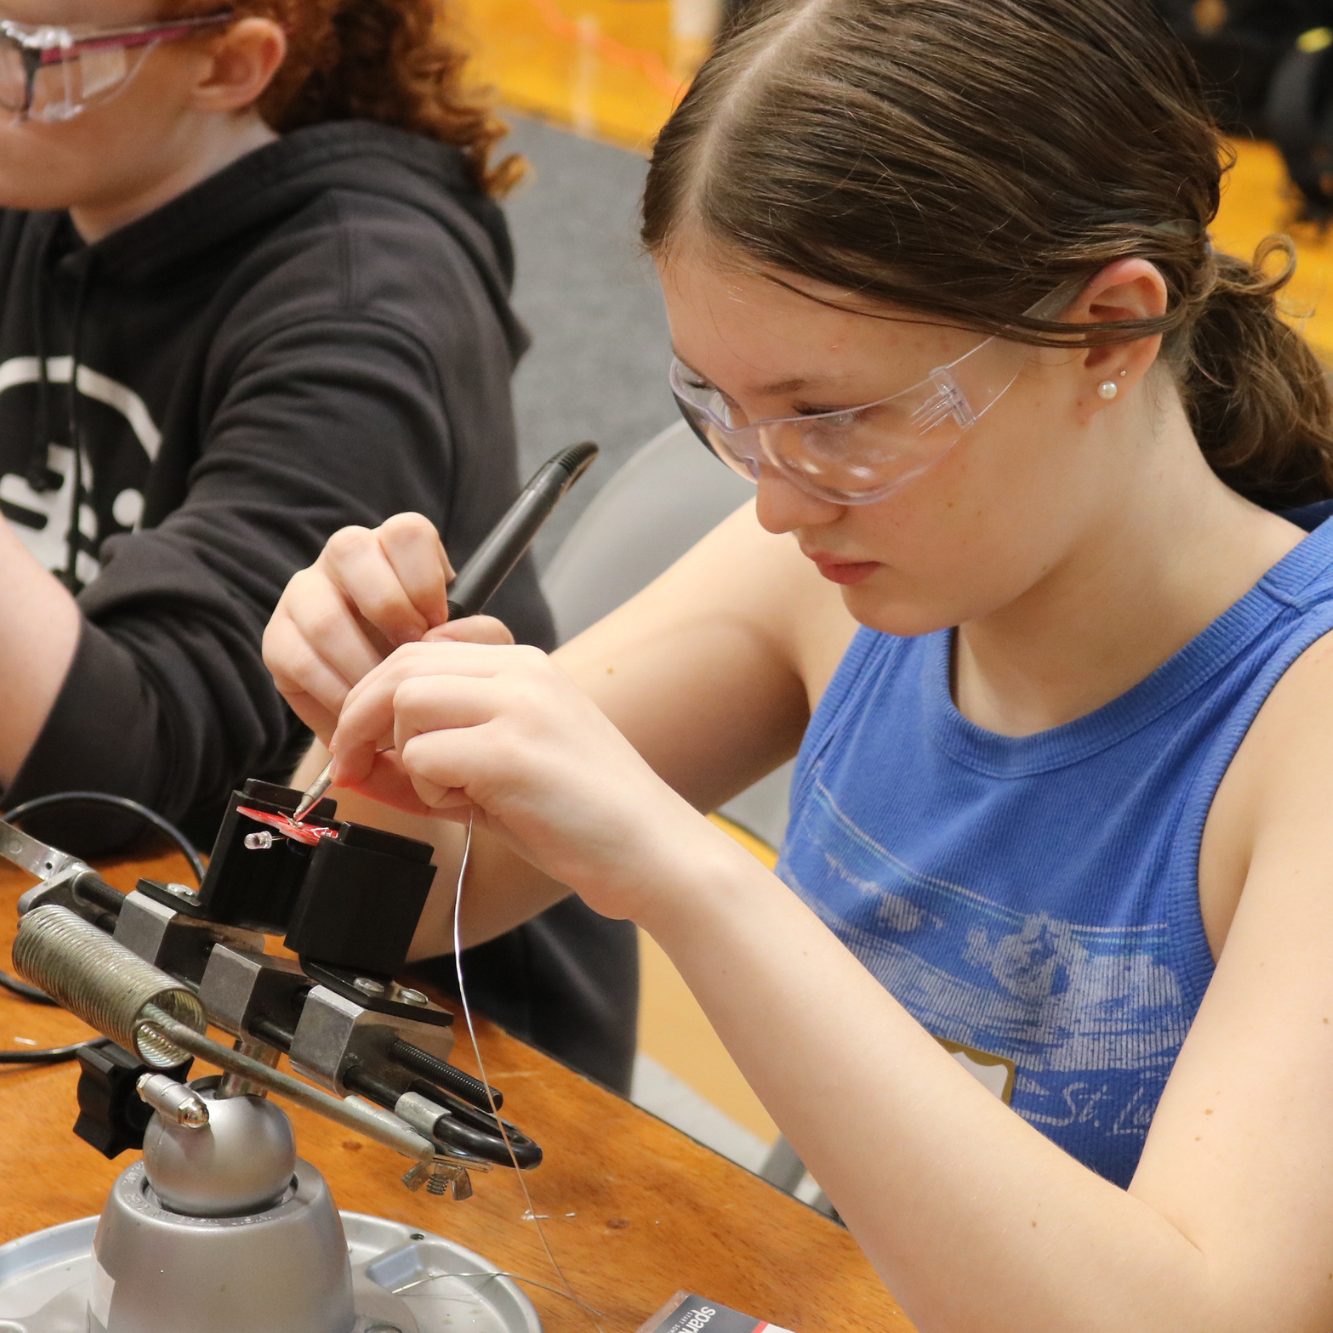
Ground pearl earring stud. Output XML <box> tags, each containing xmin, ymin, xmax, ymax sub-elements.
<box><xmin>1098</xmin><ymin>380</ymin><xmax>1119</xmax><ymax>400</ymax></box>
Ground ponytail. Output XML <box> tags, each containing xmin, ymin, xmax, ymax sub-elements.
<box><xmin>1182</xmin><ymin>240</ymin><xmax>1333</xmax><ymax>509</ymax></box>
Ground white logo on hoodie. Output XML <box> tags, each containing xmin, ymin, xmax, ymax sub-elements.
<box><xmin>0</xmin><ymin>356</ymin><xmax>160</xmax><ymax>585</ymax></box>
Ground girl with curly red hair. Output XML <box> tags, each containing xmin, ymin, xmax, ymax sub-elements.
<box><xmin>0</xmin><ymin>2</ymin><xmax>635</xmax><ymax>1088</ymax></box>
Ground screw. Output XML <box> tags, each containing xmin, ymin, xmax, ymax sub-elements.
<box><xmin>243</xmin><ymin>831</ymin><xmax>275</xmax><ymax>851</ymax></box>
<box><xmin>407</xmin><ymin>1157</ymin><xmax>473</xmax><ymax>1199</ymax></box>
<box><xmin>165</xmin><ymin>882</ymin><xmax>199</xmax><ymax>902</ymax></box>
<box><xmin>397</xmin><ymin>987</ymin><xmax>428</xmax><ymax>1006</ymax></box>
<box><xmin>427</xmin><ymin>1159</ymin><xmax>473</xmax><ymax>1200</ymax></box>
<box><xmin>354</xmin><ymin>977</ymin><xmax>386</xmax><ymax>997</ymax></box>
<box><xmin>137</xmin><ymin>1073</ymin><xmax>209</xmax><ymax>1128</ymax></box>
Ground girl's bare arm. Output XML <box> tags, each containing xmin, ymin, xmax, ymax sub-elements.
<box><xmin>328</xmin><ymin>620</ymin><xmax>1333</xmax><ymax>1333</ymax></box>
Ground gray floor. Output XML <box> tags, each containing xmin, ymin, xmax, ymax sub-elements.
<box><xmin>499</xmin><ymin>114</ymin><xmax>679</xmax><ymax>566</ymax></box>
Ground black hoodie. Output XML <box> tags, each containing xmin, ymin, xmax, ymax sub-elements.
<box><xmin>0</xmin><ymin>121</ymin><xmax>637</xmax><ymax>1091</ymax></box>
<box><xmin>0</xmin><ymin>120</ymin><xmax>552</xmax><ymax>831</ymax></box>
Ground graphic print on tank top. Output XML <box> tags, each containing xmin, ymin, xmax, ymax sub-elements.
<box><xmin>778</xmin><ymin>518</ymin><xmax>1333</xmax><ymax>1187</ymax></box>
<box><xmin>783</xmin><ymin>778</ymin><xmax>1189</xmax><ymax>1155</ymax></box>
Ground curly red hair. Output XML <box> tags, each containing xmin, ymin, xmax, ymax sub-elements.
<box><xmin>178</xmin><ymin>0</ymin><xmax>520</xmax><ymax>194</ymax></box>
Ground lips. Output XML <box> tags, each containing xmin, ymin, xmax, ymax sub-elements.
<box><xmin>809</xmin><ymin>554</ymin><xmax>880</xmax><ymax>586</ymax></box>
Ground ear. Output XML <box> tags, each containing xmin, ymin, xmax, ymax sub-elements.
<box><xmin>189</xmin><ymin>17</ymin><xmax>287</xmax><ymax>115</ymax></box>
<box><xmin>1058</xmin><ymin>258</ymin><xmax>1168</xmax><ymax>417</ymax></box>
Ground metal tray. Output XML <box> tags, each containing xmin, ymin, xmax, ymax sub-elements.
<box><xmin>0</xmin><ymin>1211</ymin><xmax>542</xmax><ymax>1333</ymax></box>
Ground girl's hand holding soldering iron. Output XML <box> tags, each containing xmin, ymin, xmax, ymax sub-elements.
<box><xmin>263</xmin><ymin>514</ymin><xmax>513</xmax><ymax>747</ymax></box>
<box><xmin>328</xmin><ymin>639</ymin><xmax>737</xmax><ymax>925</ymax></box>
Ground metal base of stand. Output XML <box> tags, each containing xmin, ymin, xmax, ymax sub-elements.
<box><xmin>0</xmin><ymin>1210</ymin><xmax>541</xmax><ymax>1333</ymax></box>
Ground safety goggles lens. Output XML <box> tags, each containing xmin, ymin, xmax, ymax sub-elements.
<box><xmin>0</xmin><ymin>32</ymin><xmax>148</xmax><ymax>120</ymax></box>
<box><xmin>0</xmin><ymin>12</ymin><xmax>232</xmax><ymax>122</ymax></box>
<box><xmin>0</xmin><ymin>40</ymin><xmax>19</xmax><ymax>111</ymax></box>
<box><xmin>670</xmin><ymin>340</ymin><xmax>1026</xmax><ymax>505</ymax></box>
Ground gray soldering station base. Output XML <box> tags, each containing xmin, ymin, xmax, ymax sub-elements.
<box><xmin>0</xmin><ymin>1206</ymin><xmax>541</xmax><ymax>1333</ymax></box>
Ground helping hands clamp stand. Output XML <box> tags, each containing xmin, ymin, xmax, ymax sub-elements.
<box><xmin>0</xmin><ymin>780</ymin><xmax>543</xmax><ymax>1333</ymax></box>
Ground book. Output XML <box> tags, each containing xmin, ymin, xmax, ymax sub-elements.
<box><xmin>637</xmin><ymin>1290</ymin><xmax>796</xmax><ymax>1333</ymax></box>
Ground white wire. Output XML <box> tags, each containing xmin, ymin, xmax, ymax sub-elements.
<box><xmin>452</xmin><ymin>814</ymin><xmax>604</xmax><ymax>1333</ymax></box>
<box><xmin>393</xmin><ymin>1268</ymin><xmax>607</xmax><ymax>1316</ymax></box>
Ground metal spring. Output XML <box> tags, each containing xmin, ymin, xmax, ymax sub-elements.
<box><xmin>390</xmin><ymin>1038</ymin><xmax>502</xmax><ymax>1111</ymax></box>
<box><xmin>13</xmin><ymin>905</ymin><xmax>206</xmax><ymax>1067</ymax></box>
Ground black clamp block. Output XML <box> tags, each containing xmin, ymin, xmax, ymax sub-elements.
<box><xmin>72</xmin><ymin>1038</ymin><xmax>193</xmax><ymax>1159</ymax></box>
<box><xmin>285</xmin><ymin>823</ymin><xmax>436</xmax><ymax>977</ymax></box>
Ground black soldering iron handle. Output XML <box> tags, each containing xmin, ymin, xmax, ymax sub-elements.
<box><xmin>445</xmin><ymin>441</ymin><xmax>598</xmax><ymax>621</ymax></box>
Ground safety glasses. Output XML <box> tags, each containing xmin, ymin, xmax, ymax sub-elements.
<box><xmin>0</xmin><ymin>9</ymin><xmax>233</xmax><ymax>123</ymax></box>
<box><xmin>670</xmin><ymin>333</ymin><xmax>1037</xmax><ymax>506</ymax></box>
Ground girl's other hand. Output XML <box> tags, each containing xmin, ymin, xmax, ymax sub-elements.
<box><xmin>328</xmin><ymin>640</ymin><xmax>710</xmax><ymax>919</ymax></box>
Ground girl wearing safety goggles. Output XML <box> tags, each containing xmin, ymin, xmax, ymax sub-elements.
<box><xmin>271</xmin><ymin>0</ymin><xmax>1333</xmax><ymax>1329</ymax></box>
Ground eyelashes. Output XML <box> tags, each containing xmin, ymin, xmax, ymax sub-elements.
<box><xmin>683</xmin><ymin>368</ymin><xmax>867</xmax><ymax>423</ymax></box>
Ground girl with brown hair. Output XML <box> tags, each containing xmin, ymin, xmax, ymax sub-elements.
<box><xmin>270</xmin><ymin>0</ymin><xmax>1333</xmax><ymax>1323</ymax></box>
<box><xmin>0</xmin><ymin>2</ymin><xmax>637</xmax><ymax>1088</ymax></box>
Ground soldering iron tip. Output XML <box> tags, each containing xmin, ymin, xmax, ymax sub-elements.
<box><xmin>292</xmin><ymin>759</ymin><xmax>333</xmax><ymax>824</ymax></box>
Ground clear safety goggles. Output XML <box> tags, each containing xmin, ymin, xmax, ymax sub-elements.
<box><xmin>0</xmin><ymin>9</ymin><xmax>233</xmax><ymax>123</ymax></box>
<box><xmin>670</xmin><ymin>319</ymin><xmax>1053</xmax><ymax>506</ymax></box>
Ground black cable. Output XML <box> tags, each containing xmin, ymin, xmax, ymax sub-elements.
<box><xmin>0</xmin><ymin>968</ymin><xmax>54</xmax><ymax>1004</ymax></box>
<box><xmin>0</xmin><ymin>1041</ymin><xmax>85</xmax><ymax>1064</ymax></box>
<box><xmin>5</xmin><ymin>791</ymin><xmax>207</xmax><ymax>887</ymax></box>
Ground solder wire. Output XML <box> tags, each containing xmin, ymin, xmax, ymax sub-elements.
<box><xmin>393</xmin><ymin>1268</ymin><xmax>606</xmax><ymax>1316</ymax></box>
<box><xmin>452</xmin><ymin>814</ymin><xmax>604</xmax><ymax>1333</ymax></box>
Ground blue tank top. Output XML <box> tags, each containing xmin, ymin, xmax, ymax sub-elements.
<box><xmin>778</xmin><ymin>518</ymin><xmax>1333</xmax><ymax>1187</ymax></box>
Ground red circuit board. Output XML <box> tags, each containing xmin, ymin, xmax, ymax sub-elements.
<box><xmin>236</xmin><ymin>806</ymin><xmax>339</xmax><ymax>847</ymax></box>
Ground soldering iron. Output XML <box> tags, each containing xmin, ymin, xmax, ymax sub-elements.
<box><xmin>293</xmin><ymin>440</ymin><xmax>599</xmax><ymax>822</ymax></box>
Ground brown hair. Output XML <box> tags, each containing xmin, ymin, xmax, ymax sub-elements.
<box><xmin>643</xmin><ymin>0</ymin><xmax>1333</xmax><ymax>509</ymax></box>
<box><xmin>177</xmin><ymin>0</ymin><xmax>519</xmax><ymax>194</ymax></box>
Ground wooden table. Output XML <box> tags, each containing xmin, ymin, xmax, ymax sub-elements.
<box><xmin>0</xmin><ymin>852</ymin><xmax>912</xmax><ymax>1333</ymax></box>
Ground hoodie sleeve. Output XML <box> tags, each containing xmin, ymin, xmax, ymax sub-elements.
<box><xmin>5</xmin><ymin>310</ymin><xmax>546</xmax><ymax>856</ymax></box>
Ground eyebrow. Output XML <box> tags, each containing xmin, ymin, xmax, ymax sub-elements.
<box><xmin>671</xmin><ymin>351</ymin><xmax>821</xmax><ymax>397</ymax></box>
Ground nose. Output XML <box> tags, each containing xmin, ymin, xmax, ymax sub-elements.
<box><xmin>753</xmin><ymin>468</ymin><xmax>845</xmax><ymax>534</ymax></box>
